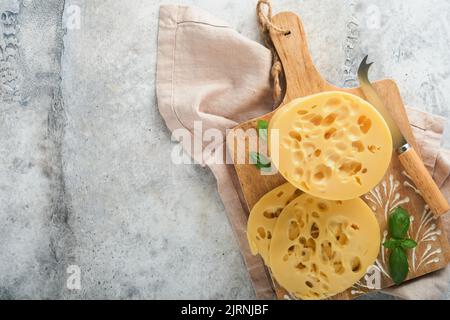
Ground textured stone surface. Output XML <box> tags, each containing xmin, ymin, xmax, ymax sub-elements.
<box><xmin>0</xmin><ymin>0</ymin><xmax>449</xmax><ymax>299</ymax></box>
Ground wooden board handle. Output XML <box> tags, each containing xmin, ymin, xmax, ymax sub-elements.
<box><xmin>398</xmin><ymin>147</ymin><xmax>450</xmax><ymax>217</ymax></box>
<box><xmin>270</xmin><ymin>12</ymin><xmax>327</xmax><ymax>103</ymax></box>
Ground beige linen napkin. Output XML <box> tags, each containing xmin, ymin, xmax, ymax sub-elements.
<box><xmin>156</xmin><ymin>5</ymin><xmax>450</xmax><ymax>299</ymax></box>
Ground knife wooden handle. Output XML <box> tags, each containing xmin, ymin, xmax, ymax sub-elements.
<box><xmin>398</xmin><ymin>147</ymin><xmax>450</xmax><ymax>217</ymax></box>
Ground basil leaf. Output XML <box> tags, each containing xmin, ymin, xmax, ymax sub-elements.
<box><xmin>400</xmin><ymin>239</ymin><xmax>417</xmax><ymax>249</ymax></box>
<box><xmin>386</xmin><ymin>208</ymin><xmax>414</xmax><ymax>284</ymax></box>
<box><xmin>249</xmin><ymin>152</ymin><xmax>271</xmax><ymax>169</ymax></box>
<box><xmin>257</xmin><ymin>119</ymin><xmax>268</xmax><ymax>130</ymax></box>
<box><xmin>383</xmin><ymin>239</ymin><xmax>402</xmax><ymax>249</ymax></box>
<box><xmin>257</xmin><ymin>120</ymin><xmax>269</xmax><ymax>141</ymax></box>
<box><xmin>389</xmin><ymin>207</ymin><xmax>411</xmax><ymax>239</ymax></box>
<box><xmin>389</xmin><ymin>247</ymin><xmax>409</xmax><ymax>285</ymax></box>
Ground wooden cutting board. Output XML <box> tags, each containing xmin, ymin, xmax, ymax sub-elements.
<box><xmin>226</xmin><ymin>11</ymin><xmax>450</xmax><ymax>300</ymax></box>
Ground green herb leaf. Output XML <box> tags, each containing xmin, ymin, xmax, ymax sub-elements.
<box><xmin>385</xmin><ymin>207</ymin><xmax>414</xmax><ymax>285</ymax></box>
<box><xmin>388</xmin><ymin>207</ymin><xmax>411</xmax><ymax>239</ymax></box>
<box><xmin>400</xmin><ymin>239</ymin><xmax>417</xmax><ymax>249</ymax></box>
<box><xmin>383</xmin><ymin>239</ymin><xmax>402</xmax><ymax>249</ymax></box>
<box><xmin>249</xmin><ymin>152</ymin><xmax>271</xmax><ymax>170</ymax></box>
<box><xmin>257</xmin><ymin>120</ymin><xmax>269</xmax><ymax>141</ymax></box>
<box><xmin>389</xmin><ymin>247</ymin><xmax>409</xmax><ymax>285</ymax></box>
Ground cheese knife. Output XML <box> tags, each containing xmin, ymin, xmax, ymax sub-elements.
<box><xmin>358</xmin><ymin>55</ymin><xmax>449</xmax><ymax>217</ymax></box>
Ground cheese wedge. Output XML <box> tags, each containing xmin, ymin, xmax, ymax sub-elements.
<box><xmin>269</xmin><ymin>194</ymin><xmax>380</xmax><ymax>300</ymax></box>
<box><xmin>247</xmin><ymin>183</ymin><xmax>302</xmax><ymax>265</ymax></box>
<box><xmin>269</xmin><ymin>91</ymin><xmax>392</xmax><ymax>200</ymax></box>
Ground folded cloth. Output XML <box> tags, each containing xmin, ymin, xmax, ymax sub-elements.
<box><xmin>156</xmin><ymin>5</ymin><xmax>450</xmax><ymax>299</ymax></box>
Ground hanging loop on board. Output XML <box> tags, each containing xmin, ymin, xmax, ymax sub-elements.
<box><xmin>256</xmin><ymin>0</ymin><xmax>289</xmax><ymax>106</ymax></box>
<box><xmin>257</xmin><ymin>0</ymin><xmax>291</xmax><ymax>35</ymax></box>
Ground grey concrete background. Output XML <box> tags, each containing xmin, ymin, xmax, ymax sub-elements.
<box><xmin>0</xmin><ymin>0</ymin><xmax>449</xmax><ymax>299</ymax></box>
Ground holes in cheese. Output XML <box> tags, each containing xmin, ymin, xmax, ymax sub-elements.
<box><xmin>246</xmin><ymin>183</ymin><xmax>302</xmax><ymax>265</ymax></box>
<box><xmin>268</xmin><ymin>194</ymin><xmax>380</xmax><ymax>300</ymax></box>
<box><xmin>269</xmin><ymin>91</ymin><xmax>392</xmax><ymax>200</ymax></box>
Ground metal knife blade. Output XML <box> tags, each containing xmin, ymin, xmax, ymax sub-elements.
<box><xmin>357</xmin><ymin>55</ymin><xmax>408</xmax><ymax>152</ymax></box>
<box><xmin>357</xmin><ymin>55</ymin><xmax>449</xmax><ymax>217</ymax></box>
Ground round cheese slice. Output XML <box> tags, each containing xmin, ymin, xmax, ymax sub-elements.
<box><xmin>269</xmin><ymin>91</ymin><xmax>392</xmax><ymax>200</ymax></box>
<box><xmin>247</xmin><ymin>183</ymin><xmax>302</xmax><ymax>265</ymax></box>
<box><xmin>269</xmin><ymin>194</ymin><xmax>380</xmax><ymax>300</ymax></box>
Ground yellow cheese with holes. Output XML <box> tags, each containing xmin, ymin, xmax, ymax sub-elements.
<box><xmin>247</xmin><ymin>183</ymin><xmax>302</xmax><ymax>265</ymax></box>
<box><xmin>269</xmin><ymin>194</ymin><xmax>380</xmax><ymax>300</ymax></box>
<box><xmin>269</xmin><ymin>91</ymin><xmax>392</xmax><ymax>200</ymax></box>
